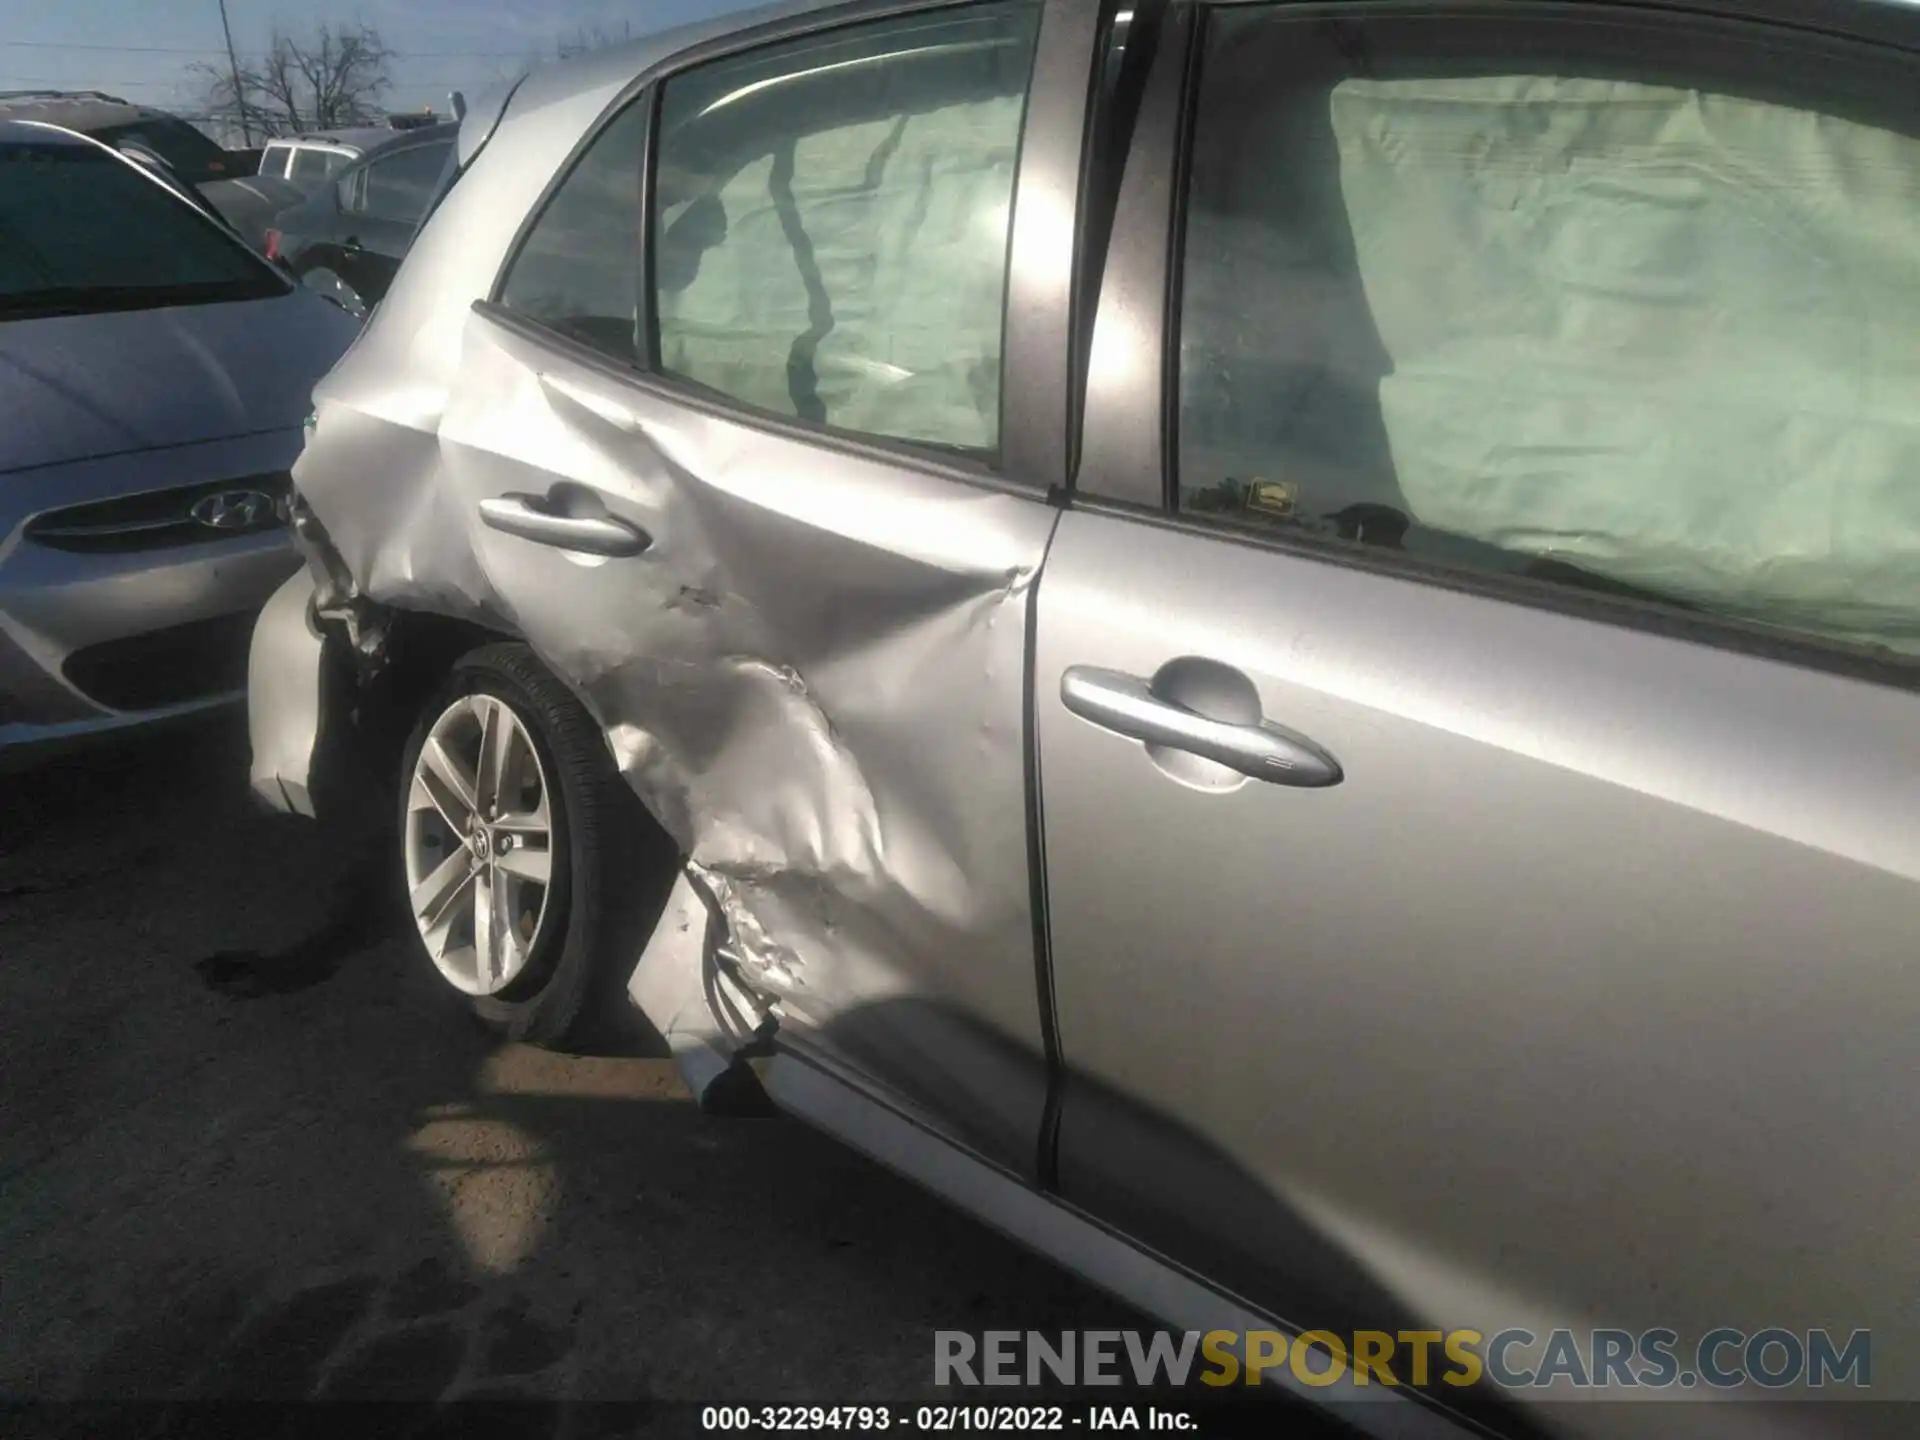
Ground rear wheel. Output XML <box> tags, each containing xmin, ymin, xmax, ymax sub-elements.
<box><xmin>397</xmin><ymin>643</ymin><xmax>667</xmax><ymax>1048</ymax></box>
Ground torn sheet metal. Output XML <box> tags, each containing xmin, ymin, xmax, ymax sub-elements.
<box><xmin>247</xmin><ymin>568</ymin><xmax>326</xmax><ymax>817</ymax></box>
<box><xmin>626</xmin><ymin>869</ymin><xmax>774</xmax><ymax>1107</ymax></box>
<box><xmin>296</xmin><ymin>326</ymin><xmax>1055</xmax><ymax>1169</ymax></box>
<box><xmin>281</xmin><ymin>18</ymin><xmax>1057</xmax><ymax>1168</ymax></box>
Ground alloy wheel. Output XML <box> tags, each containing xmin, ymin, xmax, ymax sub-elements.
<box><xmin>403</xmin><ymin>693</ymin><xmax>557</xmax><ymax>996</ymax></box>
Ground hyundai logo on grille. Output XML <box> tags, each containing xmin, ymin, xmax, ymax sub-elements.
<box><xmin>189</xmin><ymin>490</ymin><xmax>278</xmax><ymax>532</ymax></box>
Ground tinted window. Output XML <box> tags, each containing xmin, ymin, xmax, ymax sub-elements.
<box><xmin>290</xmin><ymin>147</ymin><xmax>344</xmax><ymax>184</ymax></box>
<box><xmin>1178</xmin><ymin>10</ymin><xmax>1920</xmax><ymax>661</ymax></box>
<box><xmin>498</xmin><ymin>101</ymin><xmax>650</xmax><ymax>362</ymax></box>
<box><xmin>0</xmin><ymin>140</ymin><xmax>281</xmax><ymax>317</ymax></box>
<box><xmin>261</xmin><ymin>144</ymin><xmax>294</xmax><ymax>179</ymax></box>
<box><xmin>93</xmin><ymin>117</ymin><xmax>229</xmax><ymax>183</ymax></box>
<box><xmin>356</xmin><ymin>142</ymin><xmax>451</xmax><ymax>224</ymax></box>
<box><xmin>651</xmin><ymin>0</ymin><xmax>1041</xmax><ymax>455</ymax></box>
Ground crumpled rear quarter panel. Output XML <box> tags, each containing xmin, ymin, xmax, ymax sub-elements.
<box><xmin>290</xmin><ymin>42</ymin><xmax>1057</xmax><ymax>1166</ymax></box>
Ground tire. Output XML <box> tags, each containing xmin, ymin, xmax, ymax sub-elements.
<box><xmin>395</xmin><ymin>643</ymin><xmax>674</xmax><ymax>1050</ymax></box>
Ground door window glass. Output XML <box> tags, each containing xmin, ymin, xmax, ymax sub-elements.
<box><xmin>260</xmin><ymin>144</ymin><xmax>293</xmax><ymax>178</ymax></box>
<box><xmin>289</xmin><ymin>147</ymin><xmax>342</xmax><ymax>185</ymax></box>
<box><xmin>497</xmin><ymin>100</ymin><xmax>650</xmax><ymax>362</ymax></box>
<box><xmin>357</xmin><ymin>142</ymin><xmax>452</xmax><ymax>224</ymax></box>
<box><xmin>650</xmin><ymin>0</ymin><xmax>1042</xmax><ymax>456</ymax></box>
<box><xmin>1177</xmin><ymin>10</ymin><xmax>1920</xmax><ymax>660</ymax></box>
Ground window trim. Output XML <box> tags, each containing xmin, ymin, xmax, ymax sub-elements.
<box><xmin>1200</xmin><ymin>0</ymin><xmax>1920</xmax><ymax>53</ymax></box>
<box><xmin>1073</xmin><ymin>0</ymin><xmax>1920</xmax><ymax>693</ymax></box>
<box><xmin>488</xmin><ymin>0</ymin><xmax>1110</xmax><ymax>491</ymax></box>
<box><xmin>471</xmin><ymin>294</ymin><xmax>1029</xmax><ymax>498</ymax></box>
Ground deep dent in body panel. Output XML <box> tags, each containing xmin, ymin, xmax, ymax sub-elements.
<box><xmin>290</xmin><ymin>354</ymin><xmax>1043</xmax><ymax>1099</ymax></box>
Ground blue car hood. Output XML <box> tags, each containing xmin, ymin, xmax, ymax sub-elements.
<box><xmin>0</xmin><ymin>288</ymin><xmax>359</xmax><ymax>475</ymax></box>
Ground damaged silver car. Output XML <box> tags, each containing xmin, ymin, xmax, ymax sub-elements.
<box><xmin>248</xmin><ymin>0</ymin><xmax>1920</xmax><ymax>1435</ymax></box>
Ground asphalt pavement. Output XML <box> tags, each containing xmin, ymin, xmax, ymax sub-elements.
<box><xmin>0</xmin><ymin>713</ymin><xmax>1349</xmax><ymax>1437</ymax></box>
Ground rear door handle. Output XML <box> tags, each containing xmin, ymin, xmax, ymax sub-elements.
<box><xmin>478</xmin><ymin>494</ymin><xmax>651</xmax><ymax>557</ymax></box>
<box><xmin>1061</xmin><ymin>664</ymin><xmax>1342</xmax><ymax>787</ymax></box>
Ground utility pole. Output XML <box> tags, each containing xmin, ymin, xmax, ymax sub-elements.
<box><xmin>216</xmin><ymin>0</ymin><xmax>251</xmax><ymax>145</ymax></box>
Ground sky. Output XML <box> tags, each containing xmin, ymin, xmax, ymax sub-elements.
<box><xmin>1</xmin><ymin>0</ymin><xmax>746</xmax><ymax>124</ymax></box>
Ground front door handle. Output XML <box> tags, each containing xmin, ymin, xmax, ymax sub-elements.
<box><xmin>478</xmin><ymin>494</ymin><xmax>651</xmax><ymax>557</ymax></box>
<box><xmin>1061</xmin><ymin>664</ymin><xmax>1342</xmax><ymax>787</ymax></box>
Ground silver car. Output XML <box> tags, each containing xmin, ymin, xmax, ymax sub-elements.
<box><xmin>248</xmin><ymin>1</ymin><xmax>1918</xmax><ymax>1435</ymax></box>
<box><xmin>0</xmin><ymin>121</ymin><xmax>360</xmax><ymax>757</ymax></box>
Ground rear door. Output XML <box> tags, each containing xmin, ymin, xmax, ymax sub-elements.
<box><xmin>426</xmin><ymin>0</ymin><xmax>1102</xmax><ymax>1176</ymax></box>
<box><xmin>1037</xmin><ymin>0</ymin><xmax>1920</xmax><ymax>1422</ymax></box>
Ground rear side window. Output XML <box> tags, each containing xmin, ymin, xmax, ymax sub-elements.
<box><xmin>289</xmin><ymin>147</ymin><xmax>344</xmax><ymax>185</ymax></box>
<box><xmin>355</xmin><ymin>142</ymin><xmax>453</xmax><ymax>224</ymax></box>
<box><xmin>651</xmin><ymin>0</ymin><xmax>1042</xmax><ymax>455</ymax></box>
<box><xmin>260</xmin><ymin>144</ymin><xmax>293</xmax><ymax>178</ymax></box>
<box><xmin>498</xmin><ymin>101</ymin><xmax>650</xmax><ymax>362</ymax></box>
<box><xmin>1176</xmin><ymin>9</ymin><xmax>1920</xmax><ymax>662</ymax></box>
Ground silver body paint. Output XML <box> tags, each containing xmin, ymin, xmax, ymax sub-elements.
<box><xmin>263</xmin><ymin>0</ymin><xmax>1057</xmax><ymax>1172</ymax></box>
<box><xmin>248</xmin><ymin>2</ymin><xmax>1920</xmax><ymax>1435</ymax></box>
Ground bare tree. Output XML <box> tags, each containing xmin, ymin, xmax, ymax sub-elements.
<box><xmin>188</xmin><ymin>24</ymin><xmax>395</xmax><ymax>139</ymax></box>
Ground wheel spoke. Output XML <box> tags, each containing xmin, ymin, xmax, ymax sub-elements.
<box><xmin>418</xmin><ymin>733</ymin><xmax>478</xmax><ymax>824</ymax></box>
<box><xmin>492</xmin><ymin>797</ymin><xmax>548</xmax><ymax>834</ymax></box>
<box><xmin>407</xmin><ymin>768</ymin><xmax>466</xmax><ymax>836</ymax></box>
<box><xmin>475</xmin><ymin>697</ymin><xmax>520</xmax><ymax>817</ymax></box>
<box><xmin>420</xmin><ymin>868</ymin><xmax>477</xmax><ymax>961</ymax></box>
<box><xmin>410</xmin><ymin>847</ymin><xmax>471</xmax><ymax>924</ymax></box>
<box><xmin>495</xmin><ymin>843</ymin><xmax>551</xmax><ymax>886</ymax></box>
<box><xmin>496</xmin><ymin>893</ymin><xmax>528</xmax><ymax>981</ymax></box>
<box><xmin>473</xmin><ymin>864</ymin><xmax>498</xmax><ymax>987</ymax></box>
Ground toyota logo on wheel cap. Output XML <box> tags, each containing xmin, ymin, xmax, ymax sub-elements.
<box><xmin>189</xmin><ymin>490</ymin><xmax>277</xmax><ymax>532</ymax></box>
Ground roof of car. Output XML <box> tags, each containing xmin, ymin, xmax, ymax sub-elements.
<box><xmin>359</xmin><ymin>122</ymin><xmax>459</xmax><ymax>155</ymax></box>
<box><xmin>0</xmin><ymin>95</ymin><xmax>180</xmax><ymax>133</ymax></box>
<box><xmin>268</xmin><ymin>123</ymin><xmax>456</xmax><ymax>154</ymax></box>
<box><xmin>269</xmin><ymin>126</ymin><xmax>397</xmax><ymax>152</ymax></box>
<box><xmin>499</xmin><ymin>0</ymin><xmax>1920</xmax><ymax>111</ymax></box>
<box><xmin>513</xmin><ymin>0</ymin><xmax>822</xmax><ymax>102</ymax></box>
<box><xmin>0</xmin><ymin>117</ymin><xmax>109</xmax><ymax>149</ymax></box>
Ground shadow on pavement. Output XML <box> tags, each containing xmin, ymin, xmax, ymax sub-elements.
<box><xmin>6</xmin><ymin>719</ymin><xmax>1337</xmax><ymax>1437</ymax></box>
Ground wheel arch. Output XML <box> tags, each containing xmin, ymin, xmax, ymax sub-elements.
<box><xmin>349</xmin><ymin>609</ymin><xmax>521</xmax><ymax>792</ymax></box>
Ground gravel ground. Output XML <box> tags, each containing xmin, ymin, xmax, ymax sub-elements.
<box><xmin>0</xmin><ymin>715</ymin><xmax>1339</xmax><ymax>1437</ymax></box>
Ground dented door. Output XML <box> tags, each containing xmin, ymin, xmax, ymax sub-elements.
<box><xmin>399</xmin><ymin>0</ymin><xmax>1087</xmax><ymax>1175</ymax></box>
<box><xmin>436</xmin><ymin>311</ymin><xmax>1058</xmax><ymax>1168</ymax></box>
<box><xmin>274</xmin><ymin>0</ymin><xmax>1103</xmax><ymax>1173</ymax></box>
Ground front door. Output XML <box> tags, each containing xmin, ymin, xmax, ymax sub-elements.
<box><xmin>1037</xmin><ymin>1</ymin><xmax>1920</xmax><ymax>1429</ymax></box>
